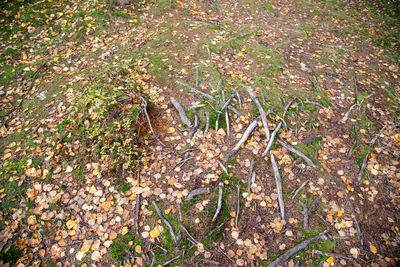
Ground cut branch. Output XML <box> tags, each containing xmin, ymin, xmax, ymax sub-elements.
<box><xmin>268</xmin><ymin>230</ymin><xmax>328</xmax><ymax>267</ymax></box>
<box><xmin>186</xmin><ymin>187</ymin><xmax>210</xmax><ymax>201</ymax></box>
<box><xmin>212</xmin><ymin>181</ymin><xmax>224</xmax><ymax>221</ymax></box>
<box><xmin>177</xmin><ymin>81</ymin><xmax>215</xmax><ymax>101</ymax></box>
<box><xmin>277</xmin><ymin>140</ymin><xmax>317</xmax><ymax>168</ymax></box>
<box><xmin>152</xmin><ymin>201</ymin><xmax>178</xmax><ymax>245</ymax></box>
<box><xmin>224</xmin><ymin>118</ymin><xmax>259</xmax><ymax>162</ymax></box>
<box><xmin>271</xmin><ymin>152</ymin><xmax>285</xmax><ymax>221</ymax></box>
<box><xmin>262</xmin><ymin>122</ymin><xmax>282</xmax><ymax>157</ymax></box>
<box><xmin>170</xmin><ymin>97</ymin><xmax>191</xmax><ymax>127</ymax></box>
<box><xmin>243</xmin><ymin>85</ymin><xmax>270</xmax><ymax>140</ymax></box>
<box><xmin>204</xmin><ymin>112</ymin><xmax>210</xmax><ymax>137</ymax></box>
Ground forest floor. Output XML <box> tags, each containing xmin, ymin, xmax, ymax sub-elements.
<box><xmin>0</xmin><ymin>0</ymin><xmax>399</xmax><ymax>266</ymax></box>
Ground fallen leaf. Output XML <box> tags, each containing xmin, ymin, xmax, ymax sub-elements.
<box><xmin>370</xmin><ymin>244</ymin><xmax>377</xmax><ymax>254</ymax></box>
<box><xmin>326</xmin><ymin>256</ymin><xmax>334</xmax><ymax>264</ymax></box>
<box><xmin>66</xmin><ymin>220</ymin><xmax>75</xmax><ymax>229</ymax></box>
<box><xmin>27</xmin><ymin>215</ymin><xmax>37</xmax><ymax>225</ymax></box>
<box><xmin>150</xmin><ymin>226</ymin><xmax>160</xmax><ymax>238</ymax></box>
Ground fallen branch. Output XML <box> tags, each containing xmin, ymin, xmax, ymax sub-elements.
<box><xmin>224</xmin><ymin>118</ymin><xmax>259</xmax><ymax>162</ymax></box>
<box><xmin>277</xmin><ymin>140</ymin><xmax>318</xmax><ymax>168</ymax></box>
<box><xmin>152</xmin><ymin>201</ymin><xmax>178</xmax><ymax>245</ymax></box>
<box><xmin>186</xmin><ymin>187</ymin><xmax>210</xmax><ymax>201</ymax></box>
<box><xmin>247</xmin><ymin>159</ymin><xmax>256</xmax><ymax>193</ymax></box>
<box><xmin>235</xmin><ymin>182</ymin><xmax>240</xmax><ymax>228</ymax></box>
<box><xmin>356</xmin><ymin>125</ymin><xmax>386</xmax><ymax>181</ymax></box>
<box><xmin>229</xmin><ymin>26</ymin><xmax>259</xmax><ymax>41</ymax></box>
<box><xmin>135</xmin><ymin>170</ymin><xmax>141</xmax><ymax>236</ymax></box>
<box><xmin>195</xmin><ymin>258</ymin><xmax>220</xmax><ymax>265</ymax></box>
<box><xmin>268</xmin><ymin>230</ymin><xmax>328</xmax><ymax>267</ymax></box>
<box><xmin>354</xmin><ymin>76</ymin><xmax>359</xmax><ymax>105</ymax></box>
<box><xmin>243</xmin><ymin>85</ymin><xmax>270</xmax><ymax>141</ymax></box>
<box><xmin>149</xmin><ymin>249</ymin><xmax>156</xmax><ymax>267</ymax></box>
<box><xmin>235</xmin><ymin>90</ymin><xmax>242</xmax><ymax>108</ymax></box>
<box><xmin>271</xmin><ymin>152</ymin><xmax>285</xmax><ymax>221</ymax></box>
<box><xmin>262</xmin><ymin>122</ymin><xmax>282</xmax><ymax>157</ymax></box>
<box><xmin>299</xmin><ymin>197</ymin><xmax>309</xmax><ymax>230</ymax></box>
<box><xmin>170</xmin><ymin>97</ymin><xmax>191</xmax><ymax>127</ymax></box>
<box><xmin>177</xmin><ymin>81</ymin><xmax>215</xmax><ymax>101</ymax></box>
<box><xmin>228</xmin><ymin>106</ymin><xmax>242</xmax><ymax>117</ymax></box>
<box><xmin>174</xmin><ymin>156</ymin><xmax>193</xmax><ymax>169</ymax></box>
<box><xmin>212</xmin><ymin>181</ymin><xmax>224</xmax><ymax>221</ymax></box>
<box><xmin>204</xmin><ymin>112</ymin><xmax>210</xmax><ymax>137</ymax></box>
<box><xmin>141</xmin><ymin>97</ymin><xmax>166</xmax><ymax>147</ymax></box>
<box><xmin>217</xmin><ymin>159</ymin><xmax>229</xmax><ymax>176</ymax></box>
<box><xmin>340</xmin><ymin>104</ymin><xmax>356</xmax><ymax>123</ymax></box>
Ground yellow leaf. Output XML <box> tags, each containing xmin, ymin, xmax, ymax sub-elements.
<box><xmin>337</xmin><ymin>211</ymin><xmax>342</xmax><ymax>217</ymax></box>
<box><xmin>326</xmin><ymin>257</ymin><xmax>334</xmax><ymax>264</ymax></box>
<box><xmin>370</xmin><ymin>244</ymin><xmax>377</xmax><ymax>254</ymax></box>
<box><xmin>167</xmin><ymin>127</ymin><xmax>175</xmax><ymax>133</ymax></box>
<box><xmin>150</xmin><ymin>226</ymin><xmax>160</xmax><ymax>238</ymax></box>
<box><xmin>93</xmin><ymin>169</ymin><xmax>100</xmax><ymax>175</ymax></box>
<box><xmin>121</xmin><ymin>226</ymin><xmax>129</xmax><ymax>235</ymax></box>
<box><xmin>3</xmin><ymin>153</ymin><xmax>11</xmax><ymax>160</ymax></box>
<box><xmin>81</xmin><ymin>242</ymin><xmax>91</xmax><ymax>253</ymax></box>
<box><xmin>7</xmin><ymin>142</ymin><xmax>16</xmax><ymax>148</ymax></box>
<box><xmin>69</xmin><ymin>229</ymin><xmax>76</xmax><ymax>236</ymax></box>
<box><xmin>89</xmin><ymin>186</ymin><xmax>96</xmax><ymax>194</ymax></box>
<box><xmin>66</xmin><ymin>220</ymin><xmax>75</xmax><ymax>229</ymax></box>
<box><xmin>101</xmin><ymin>201</ymin><xmax>111</xmax><ymax>211</ymax></box>
<box><xmin>27</xmin><ymin>215</ymin><xmax>37</xmax><ymax>225</ymax></box>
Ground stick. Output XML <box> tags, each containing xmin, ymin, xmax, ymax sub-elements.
<box><xmin>247</xmin><ymin>159</ymin><xmax>256</xmax><ymax>193</ymax></box>
<box><xmin>268</xmin><ymin>230</ymin><xmax>328</xmax><ymax>267</ymax></box>
<box><xmin>196</xmin><ymin>66</ymin><xmax>199</xmax><ymax>88</ymax></box>
<box><xmin>309</xmin><ymin>195</ymin><xmax>322</xmax><ymax>214</ymax></box>
<box><xmin>212</xmin><ymin>181</ymin><xmax>224</xmax><ymax>221</ymax></box>
<box><xmin>217</xmin><ymin>160</ymin><xmax>229</xmax><ymax>176</ymax></box>
<box><xmin>243</xmin><ymin>85</ymin><xmax>270</xmax><ymax>141</ymax></box>
<box><xmin>356</xmin><ymin>125</ymin><xmax>386</xmax><ymax>181</ymax></box>
<box><xmin>177</xmin><ymin>81</ymin><xmax>215</xmax><ymax>101</ymax></box>
<box><xmin>135</xmin><ymin>170</ymin><xmax>141</xmax><ymax>235</ymax></box>
<box><xmin>224</xmin><ymin>118</ymin><xmax>259</xmax><ymax>162</ymax></box>
<box><xmin>292</xmin><ymin>179</ymin><xmax>309</xmax><ymax>199</ymax></box>
<box><xmin>299</xmin><ymin>197</ymin><xmax>309</xmax><ymax>230</ymax></box>
<box><xmin>170</xmin><ymin>97</ymin><xmax>191</xmax><ymax>127</ymax></box>
<box><xmin>225</xmin><ymin>109</ymin><xmax>230</xmax><ymax>136</ymax></box>
<box><xmin>235</xmin><ymin>182</ymin><xmax>240</xmax><ymax>228</ymax></box>
<box><xmin>228</xmin><ymin>106</ymin><xmax>242</xmax><ymax>117</ymax></box>
<box><xmin>186</xmin><ymin>188</ymin><xmax>210</xmax><ymax>201</ymax></box>
<box><xmin>277</xmin><ymin>140</ymin><xmax>318</xmax><ymax>168</ymax></box>
<box><xmin>262</xmin><ymin>122</ymin><xmax>282</xmax><ymax>157</ymax></box>
<box><xmin>174</xmin><ymin>157</ymin><xmax>193</xmax><ymax>168</ymax></box>
<box><xmin>195</xmin><ymin>258</ymin><xmax>220</xmax><ymax>265</ymax></box>
<box><xmin>340</xmin><ymin>104</ymin><xmax>356</xmax><ymax>123</ymax></box>
<box><xmin>354</xmin><ymin>76</ymin><xmax>358</xmax><ymax>105</ymax></box>
<box><xmin>152</xmin><ymin>201</ymin><xmax>178</xmax><ymax>245</ymax></box>
<box><xmin>162</xmin><ymin>255</ymin><xmax>180</xmax><ymax>266</ymax></box>
<box><xmin>271</xmin><ymin>152</ymin><xmax>285</xmax><ymax>221</ymax></box>
<box><xmin>204</xmin><ymin>112</ymin><xmax>210</xmax><ymax>137</ymax></box>
<box><xmin>235</xmin><ymin>90</ymin><xmax>242</xmax><ymax>108</ymax></box>
<box><xmin>141</xmin><ymin>97</ymin><xmax>166</xmax><ymax>147</ymax></box>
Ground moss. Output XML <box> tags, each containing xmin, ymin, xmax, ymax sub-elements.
<box><xmin>0</xmin><ymin>245</ymin><xmax>22</xmax><ymax>264</ymax></box>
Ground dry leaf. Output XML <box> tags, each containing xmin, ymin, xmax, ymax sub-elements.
<box><xmin>150</xmin><ymin>226</ymin><xmax>160</xmax><ymax>238</ymax></box>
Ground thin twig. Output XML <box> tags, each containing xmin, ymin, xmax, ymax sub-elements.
<box><xmin>340</xmin><ymin>104</ymin><xmax>356</xmax><ymax>123</ymax></box>
<box><xmin>174</xmin><ymin>156</ymin><xmax>193</xmax><ymax>169</ymax></box>
<box><xmin>224</xmin><ymin>118</ymin><xmax>259</xmax><ymax>162</ymax></box>
<box><xmin>228</xmin><ymin>105</ymin><xmax>242</xmax><ymax>117</ymax></box>
<box><xmin>189</xmin><ymin>110</ymin><xmax>199</xmax><ymax>140</ymax></box>
<box><xmin>194</xmin><ymin>258</ymin><xmax>220</xmax><ymax>265</ymax></box>
<box><xmin>271</xmin><ymin>152</ymin><xmax>285</xmax><ymax>221</ymax></box>
<box><xmin>212</xmin><ymin>181</ymin><xmax>224</xmax><ymax>221</ymax></box>
<box><xmin>149</xmin><ymin>249</ymin><xmax>156</xmax><ymax>267</ymax></box>
<box><xmin>205</xmin><ymin>220</ymin><xmax>227</xmax><ymax>238</ymax></box>
<box><xmin>229</xmin><ymin>26</ymin><xmax>259</xmax><ymax>41</ymax></box>
<box><xmin>243</xmin><ymin>85</ymin><xmax>270</xmax><ymax>140</ymax></box>
<box><xmin>356</xmin><ymin>125</ymin><xmax>386</xmax><ymax>181</ymax></box>
<box><xmin>354</xmin><ymin>76</ymin><xmax>359</xmax><ymax>105</ymax></box>
<box><xmin>235</xmin><ymin>90</ymin><xmax>242</xmax><ymax>108</ymax></box>
<box><xmin>215</xmin><ymin>96</ymin><xmax>233</xmax><ymax>131</ymax></box>
<box><xmin>152</xmin><ymin>201</ymin><xmax>178</xmax><ymax>245</ymax></box>
<box><xmin>278</xmin><ymin>140</ymin><xmax>318</xmax><ymax>168</ymax></box>
<box><xmin>292</xmin><ymin>179</ymin><xmax>309</xmax><ymax>199</ymax></box>
<box><xmin>196</xmin><ymin>66</ymin><xmax>199</xmax><ymax>88</ymax></box>
<box><xmin>268</xmin><ymin>230</ymin><xmax>328</xmax><ymax>267</ymax></box>
<box><xmin>162</xmin><ymin>255</ymin><xmax>180</xmax><ymax>266</ymax></box>
<box><xmin>217</xmin><ymin>159</ymin><xmax>229</xmax><ymax>176</ymax></box>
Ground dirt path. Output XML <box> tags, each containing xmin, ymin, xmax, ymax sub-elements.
<box><xmin>0</xmin><ymin>0</ymin><xmax>399</xmax><ymax>266</ymax></box>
